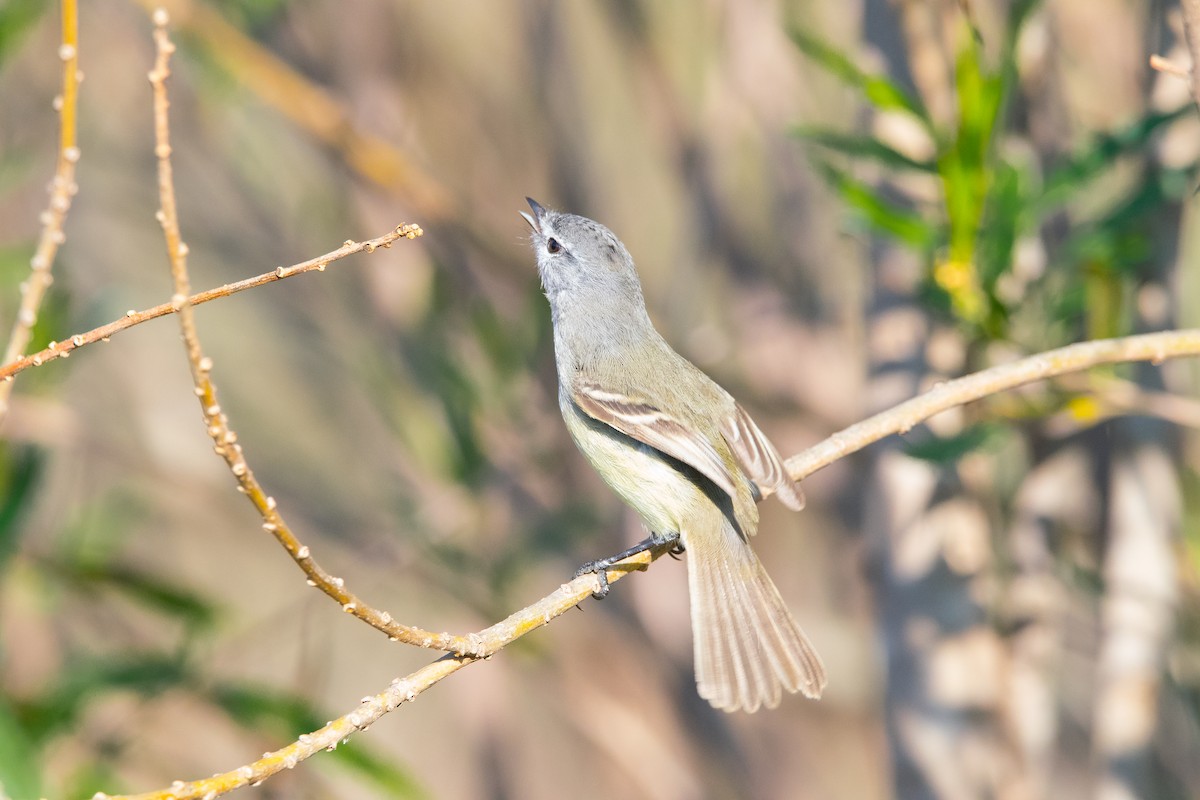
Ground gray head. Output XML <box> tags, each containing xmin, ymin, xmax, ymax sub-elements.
<box><xmin>520</xmin><ymin>199</ymin><xmax>650</xmax><ymax>334</ymax></box>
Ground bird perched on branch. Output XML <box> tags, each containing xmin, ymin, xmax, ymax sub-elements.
<box><xmin>521</xmin><ymin>198</ymin><xmax>826</xmax><ymax>712</ymax></box>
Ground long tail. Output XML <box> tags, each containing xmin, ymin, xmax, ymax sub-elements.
<box><xmin>686</xmin><ymin>517</ymin><xmax>827</xmax><ymax>712</ymax></box>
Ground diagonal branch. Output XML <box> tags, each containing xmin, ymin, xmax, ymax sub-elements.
<box><xmin>0</xmin><ymin>0</ymin><xmax>81</xmax><ymax>423</ymax></box>
<box><xmin>0</xmin><ymin>229</ymin><xmax>422</xmax><ymax>382</ymax></box>
<box><xmin>784</xmin><ymin>329</ymin><xmax>1200</xmax><ymax>481</ymax></box>
<box><xmin>103</xmin><ymin>541</ymin><xmax>661</xmax><ymax>800</ymax></box>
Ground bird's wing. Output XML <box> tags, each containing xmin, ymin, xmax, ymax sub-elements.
<box><xmin>573</xmin><ymin>379</ymin><xmax>741</xmax><ymax>504</ymax></box>
<box><xmin>720</xmin><ymin>402</ymin><xmax>806</xmax><ymax>511</ymax></box>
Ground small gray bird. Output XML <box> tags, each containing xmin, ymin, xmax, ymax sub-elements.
<box><xmin>521</xmin><ymin>198</ymin><xmax>826</xmax><ymax>712</ymax></box>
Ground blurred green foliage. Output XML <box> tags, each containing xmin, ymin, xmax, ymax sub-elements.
<box><xmin>793</xmin><ymin>3</ymin><xmax>1200</xmax><ymax>788</ymax></box>
<box><xmin>792</xmin><ymin>1</ymin><xmax>1198</xmax><ymax>485</ymax></box>
<box><xmin>0</xmin><ymin>445</ymin><xmax>40</xmax><ymax>574</ymax></box>
<box><xmin>0</xmin><ymin>449</ymin><xmax>425</xmax><ymax>798</ymax></box>
<box><xmin>0</xmin><ymin>0</ymin><xmax>44</xmax><ymax>65</ymax></box>
<box><xmin>791</xmin><ymin>1</ymin><xmax>1196</xmax><ymax>349</ymax></box>
<box><xmin>1</xmin><ymin>1</ymin><xmax>1197</xmax><ymax>797</ymax></box>
<box><xmin>0</xmin><ymin>648</ymin><xmax>427</xmax><ymax>798</ymax></box>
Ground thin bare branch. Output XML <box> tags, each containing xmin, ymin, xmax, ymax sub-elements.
<box><xmin>0</xmin><ymin>0</ymin><xmax>80</xmax><ymax>422</ymax></box>
<box><xmin>104</xmin><ymin>545</ymin><xmax>663</xmax><ymax>800</ymax></box>
<box><xmin>785</xmin><ymin>330</ymin><xmax>1200</xmax><ymax>481</ymax></box>
<box><xmin>146</xmin><ymin>12</ymin><xmax>481</xmax><ymax>658</ymax></box>
<box><xmin>0</xmin><ymin>228</ymin><xmax>421</xmax><ymax>382</ymax></box>
<box><xmin>1149</xmin><ymin>53</ymin><xmax>1191</xmax><ymax>79</ymax></box>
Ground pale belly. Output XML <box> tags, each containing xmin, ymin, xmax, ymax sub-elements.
<box><xmin>561</xmin><ymin>397</ymin><xmax>713</xmax><ymax>536</ymax></box>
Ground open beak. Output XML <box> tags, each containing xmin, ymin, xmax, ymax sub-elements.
<box><xmin>520</xmin><ymin>197</ymin><xmax>545</xmax><ymax>232</ymax></box>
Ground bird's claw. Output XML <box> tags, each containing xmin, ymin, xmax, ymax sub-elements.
<box><xmin>574</xmin><ymin>559</ymin><xmax>612</xmax><ymax>599</ymax></box>
<box><xmin>573</xmin><ymin>531</ymin><xmax>681</xmax><ymax>600</ymax></box>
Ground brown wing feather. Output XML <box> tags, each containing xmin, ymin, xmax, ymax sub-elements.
<box><xmin>720</xmin><ymin>403</ymin><xmax>806</xmax><ymax>511</ymax></box>
<box><xmin>573</xmin><ymin>380</ymin><xmax>741</xmax><ymax>503</ymax></box>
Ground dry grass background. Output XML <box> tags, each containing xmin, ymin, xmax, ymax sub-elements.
<box><xmin>0</xmin><ymin>1</ymin><xmax>1197</xmax><ymax>798</ymax></box>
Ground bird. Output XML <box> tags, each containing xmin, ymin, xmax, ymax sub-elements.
<box><xmin>521</xmin><ymin>198</ymin><xmax>826</xmax><ymax>712</ymax></box>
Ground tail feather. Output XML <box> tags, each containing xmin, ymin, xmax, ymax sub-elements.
<box><xmin>687</xmin><ymin>519</ymin><xmax>827</xmax><ymax>713</ymax></box>
<box><xmin>724</xmin><ymin>551</ymin><xmax>775</xmax><ymax>708</ymax></box>
<box><xmin>691</xmin><ymin>551</ymin><xmax>733</xmax><ymax>708</ymax></box>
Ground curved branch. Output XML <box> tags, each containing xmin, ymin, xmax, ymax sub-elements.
<box><xmin>145</xmin><ymin>13</ymin><xmax>482</xmax><ymax>658</ymax></box>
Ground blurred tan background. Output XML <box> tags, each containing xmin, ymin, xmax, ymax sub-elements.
<box><xmin>0</xmin><ymin>1</ymin><xmax>1198</xmax><ymax>798</ymax></box>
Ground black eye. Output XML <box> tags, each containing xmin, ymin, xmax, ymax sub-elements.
<box><xmin>546</xmin><ymin>237</ymin><xmax>562</xmax><ymax>254</ymax></box>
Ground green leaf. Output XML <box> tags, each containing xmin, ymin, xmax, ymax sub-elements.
<box><xmin>0</xmin><ymin>0</ymin><xmax>45</xmax><ymax>65</ymax></box>
<box><xmin>792</xmin><ymin>127</ymin><xmax>937</xmax><ymax>172</ymax></box>
<box><xmin>43</xmin><ymin>558</ymin><xmax>219</xmax><ymax>630</ymax></box>
<box><xmin>977</xmin><ymin>160</ymin><xmax>1022</xmax><ymax>287</ymax></box>
<box><xmin>209</xmin><ymin>683</ymin><xmax>315</xmax><ymax>734</ymax></box>
<box><xmin>210</xmin><ymin>0</ymin><xmax>292</xmax><ymax>31</ymax></box>
<box><xmin>1055</xmin><ymin>162</ymin><xmax>1194</xmax><ymax>340</ymax></box>
<box><xmin>938</xmin><ymin>29</ymin><xmax>1006</xmax><ymax>267</ymax></box>
<box><xmin>0</xmin><ymin>698</ymin><xmax>41</xmax><ymax>800</ymax></box>
<box><xmin>788</xmin><ymin>28</ymin><xmax>933</xmax><ymax>127</ymax></box>
<box><xmin>1094</xmin><ymin>165</ymin><xmax>1196</xmax><ymax>237</ymax></box>
<box><xmin>0</xmin><ymin>444</ymin><xmax>41</xmax><ymax>574</ymax></box>
<box><xmin>60</xmin><ymin>761</ymin><xmax>124</xmax><ymax>800</ymax></box>
<box><xmin>21</xmin><ymin>655</ymin><xmax>189</xmax><ymax>742</ymax></box>
<box><xmin>333</xmin><ymin>746</ymin><xmax>431</xmax><ymax>799</ymax></box>
<box><xmin>901</xmin><ymin>423</ymin><xmax>1005</xmax><ymax>464</ymax></box>
<box><xmin>0</xmin><ymin>244</ymin><xmax>35</xmax><ymax>285</ymax></box>
<box><xmin>1083</xmin><ymin>260</ymin><xmax>1127</xmax><ymax>341</ymax></box>
<box><xmin>27</xmin><ymin>282</ymin><xmax>71</xmax><ymax>361</ymax></box>
<box><xmin>1035</xmin><ymin>106</ymin><xmax>1193</xmax><ymax>215</ymax></box>
<box><xmin>812</xmin><ymin>160</ymin><xmax>938</xmax><ymax>250</ymax></box>
<box><xmin>974</xmin><ymin>160</ymin><xmax>1022</xmax><ymax>337</ymax></box>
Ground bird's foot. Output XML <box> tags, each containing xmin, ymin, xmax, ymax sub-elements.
<box><xmin>574</xmin><ymin>531</ymin><xmax>681</xmax><ymax>599</ymax></box>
